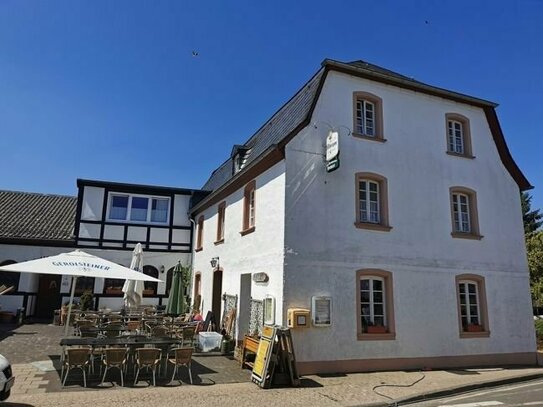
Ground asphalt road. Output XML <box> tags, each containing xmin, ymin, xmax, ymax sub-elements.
<box><xmin>413</xmin><ymin>378</ymin><xmax>543</xmax><ymax>407</ymax></box>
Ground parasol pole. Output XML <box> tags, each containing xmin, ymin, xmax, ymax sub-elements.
<box><xmin>63</xmin><ymin>276</ymin><xmax>78</xmax><ymax>338</ymax></box>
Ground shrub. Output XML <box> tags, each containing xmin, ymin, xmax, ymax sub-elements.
<box><xmin>79</xmin><ymin>290</ymin><xmax>94</xmax><ymax>311</ymax></box>
<box><xmin>535</xmin><ymin>319</ymin><xmax>543</xmax><ymax>339</ymax></box>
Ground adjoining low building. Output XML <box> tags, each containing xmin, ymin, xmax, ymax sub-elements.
<box><xmin>191</xmin><ymin>58</ymin><xmax>536</xmax><ymax>374</ymax></box>
<box><xmin>0</xmin><ymin>180</ymin><xmax>206</xmax><ymax>319</ymax></box>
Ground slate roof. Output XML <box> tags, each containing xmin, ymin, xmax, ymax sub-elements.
<box><xmin>0</xmin><ymin>190</ymin><xmax>76</xmax><ymax>242</ymax></box>
<box><xmin>200</xmin><ymin>58</ymin><xmax>530</xmax><ymax>196</ymax></box>
<box><xmin>202</xmin><ymin>68</ymin><xmax>325</xmax><ymax>191</ymax></box>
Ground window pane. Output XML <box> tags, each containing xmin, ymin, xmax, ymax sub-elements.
<box><xmin>360</xmin><ymin>291</ymin><xmax>370</xmax><ymax>302</ymax></box>
<box><xmin>360</xmin><ymin>279</ymin><xmax>370</xmax><ymax>290</ymax></box>
<box><xmin>373</xmin><ymin>291</ymin><xmax>383</xmax><ymax>303</ymax></box>
<box><xmin>373</xmin><ymin>316</ymin><xmax>385</xmax><ymax>326</ymax></box>
<box><xmin>468</xmin><ymin>284</ymin><xmax>476</xmax><ymax>294</ymax></box>
<box><xmin>374</xmin><ymin>304</ymin><xmax>384</xmax><ymax>316</ymax></box>
<box><xmin>373</xmin><ymin>279</ymin><xmax>383</xmax><ymax>291</ymax></box>
<box><xmin>110</xmin><ymin>196</ymin><xmax>128</xmax><ymax>220</ymax></box>
<box><xmin>130</xmin><ymin>197</ymin><xmax>149</xmax><ymax>221</ymax></box>
<box><xmin>361</xmin><ymin>305</ymin><xmax>370</xmax><ymax>316</ymax></box>
<box><xmin>151</xmin><ymin>198</ymin><xmax>169</xmax><ymax>222</ymax></box>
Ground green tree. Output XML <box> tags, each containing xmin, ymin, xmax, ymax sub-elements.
<box><xmin>527</xmin><ymin>231</ymin><xmax>543</xmax><ymax>283</ymax></box>
<box><xmin>522</xmin><ymin>192</ymin><xmax>542</xmax><ymax>235</ymax></box>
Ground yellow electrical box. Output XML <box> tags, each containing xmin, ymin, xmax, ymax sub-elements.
<box><xmin>287</xmin><ymin>308</ymin><xmax>310</xmax><ymax>328</ymax></box>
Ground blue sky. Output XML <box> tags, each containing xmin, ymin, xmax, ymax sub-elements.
<box><xmin>1</xmin><ymin>1</ymin><xmax>542</xmax><ymax>211</ymax></box>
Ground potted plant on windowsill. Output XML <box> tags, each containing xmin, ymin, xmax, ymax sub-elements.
<box><xmin>105</xmin><ymin>287</ymin><xmax>122</xmax><ymax>295</ymax></box>
<box><xmin>465</xmin><ymin>323</ymin><xmax>484</xmax><ymax>332</ymax></box>
<box><xmin>142</xmin><ymin>289</ymin><xmax>154</xmax><ymax>296</ymax></box>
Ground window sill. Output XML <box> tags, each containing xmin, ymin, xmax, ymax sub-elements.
<box><xmin>451</xmin><ymin>232</ymin><xmax>483</xmax><ymax>240</ymax></box>
<box><xmin>460</xmin><ymin>330</ymin><xmax>490</xmax><ymax>339</ymax></box>
<box><xmin>195</xmin><ymin>246</ymin><xmax>203</xmax><ymax>252</ymax></box>
<box><xmin>214</xmin><ymin>239</ymin><xmax>224</xmax><ymax>246</ymax></box>
<box><xmin>357</xmin><ymin>332</ymin><xmax>396</xmax><ymax>341</ymax></box>
<box><xmin>352</xmin><ymin>133</ymin><xmax>387</xmax><ymax>143</ymax></box>
<box><xmin>354</xmin><ymin>222</ymin><xmax>392</xmax><ymax>232</ymax></box>
<box><xmin>240</xmin><ymin>226</ymin><xmax>255</xmax><ymax>236</ymax></box>
<box><xmin>446</xmin><ymin>151</ymin><xmax>475</xmax><ymax>159</ymax></box>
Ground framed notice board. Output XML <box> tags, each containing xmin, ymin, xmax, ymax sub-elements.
<box><xmin>251</xmin><ymin>325</ymin><xmax>276</xmax><ymax>388</ymax></box>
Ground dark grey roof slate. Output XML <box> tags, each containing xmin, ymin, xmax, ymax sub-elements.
<box><xmin>202</xmin><ymin>68</ymin><xmax>325</xmax><ymax>191</ymax></box>
<box><xmin>0</xmin><ymin>190</ymin><xmax>76</xmax><ymax>241</ymax></box>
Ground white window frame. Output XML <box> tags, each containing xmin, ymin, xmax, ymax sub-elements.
<box><xmin>263</xmin><ymin>295</ymin><xmax>275</xmax><ymax>325</ymax></box>
<box><xmin>359</xmin><ymin>276</ymin><xmax>387</xmax><ymax>328</ymax></box>
<box><xmin>452</xmin><ymin>193</ymin><xmax>471</xmax><ymax>233</ymax></box>
<box><xmin>448</xmin><ymin>119</ymin><xmax>465</xmax><ymax>154</ymax></box>
<box><xmin>458</xmin><ymin>280</ymin><xmax>480</xmax><ymax>327</ymax></box>
<box><xmin>359</xmin><ymin>180</ymin><xmax>380</xmax><ymax>224</ymax></box>
<box><xmin>107</xmin><ymin>193</ymin><xmax>170</xmax><ymax>224</ymax></box>
<box><xmin>355</xmin><ymin>99</ymin><xmax>376</xmax><ymax>136</ymax></box>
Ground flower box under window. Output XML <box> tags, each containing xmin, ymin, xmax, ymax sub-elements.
<box><xmin>465</xmin><ymin>323</ymin><xmax>483</xmax><ymax>332</ymax></box>
<box><xmin>367</xmin><ymin>325</ymin><xmax>387</xmax><ymax>334</ymax></box>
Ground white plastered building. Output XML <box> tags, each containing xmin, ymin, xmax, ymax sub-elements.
<box><xmin>191</xmin><ymin>59</ymin><xmax>536</xmax><ymax>374</ymax></box>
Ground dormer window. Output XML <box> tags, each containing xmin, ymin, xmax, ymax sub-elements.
<box><xmin>231</xmin><ymin>145</ymin><xmax>250</xmax><ymax>174</ymax></box>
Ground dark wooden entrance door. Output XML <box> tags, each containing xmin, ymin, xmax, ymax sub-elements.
<box><xmin>35</xmin><ymin>274</ymin><xmax>61</xmax><ymax>319</ymax></box>
<box><xmin>211</xmin><ymin>269</ymin><xmax>223</xmax><ymax>332</ymax></box>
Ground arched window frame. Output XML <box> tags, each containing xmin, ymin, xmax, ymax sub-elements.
<box><xmin>445</xmin><ymin>113</ymin><xmax>474</xmax><ymax>158</ymax></box>
<box><xmin>355</xmin><ymin>172</ymin><xmax>392</xmax><ymax>232</ymax></box>
<box><xmin>241</xmin><ymin>180</ymin><xmax>256</xmax><ymax>236</ymax></box>
<box><xmin>352</xmin><ymin>91</ymin><xmax>385</xmax><ymax>142</ymax></box>
<box><xmin>356</xmin><ymin>269</ymin><xmax>396</xmax><ymax>341</ymax></box>
<box><xmin>0</xmin><ymin>260</ymin><xmax>20</xmax><ymax>292</ymax></box>
<box><xmin>196</xmin><ymin>215</ymin><xmax>204</xmax><ymax>251</ymax></box>
<box><xmin>455</xmin><ymin>274</ymin><xmax>490</xmax><ymax>338</ymax></box>
<box><xmin>449</xmin><ymin>186</ymin><xmax>482</xmax><ymax>240</ymax></box>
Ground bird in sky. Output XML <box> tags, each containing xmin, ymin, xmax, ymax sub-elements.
<box><xmin>192</xmin><ymin>50</ymin><xmax>199</xmax><ymax>57</ymax></box>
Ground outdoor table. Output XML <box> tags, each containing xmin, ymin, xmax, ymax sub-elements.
<box><xmin>60</xmin><ymin>336</ymin><xmax>183</xmax><ymax>376</ymax></box>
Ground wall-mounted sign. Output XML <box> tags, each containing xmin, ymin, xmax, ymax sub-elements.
<box><xmin>252</xmin><ymin>272</ymin><xmax>269</xmax><ymax>283</ymax></box>
<box><xmin>312</xmin><ymin>296</ymin><xmax>332</xmax><ymax>327</ymax></box>
<box><xmin>326</xmin><ymin>131</ymin><xmax>340</xmax><ymax>173</ymax></box>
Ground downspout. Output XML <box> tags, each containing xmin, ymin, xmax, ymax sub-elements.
<box><xmin>188</xmin><ymin>216</ymin><xmax>196</xmax><ymax>310</ymax></box>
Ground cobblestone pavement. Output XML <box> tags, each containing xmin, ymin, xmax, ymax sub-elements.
<box><xmin>3</xmin><ymin>322</ymin><xmax>543</xmax><ymax>406</ymax></box>
<box><xmin>0</xmin><ymin>321</ymin><xmax>250</xmax><ymax>396</ymax></box>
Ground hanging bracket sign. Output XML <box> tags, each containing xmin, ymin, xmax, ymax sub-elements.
<box><xmin>326</xmin><ymin>131</ymin><xmax>340</xmax><ymax>173</ymax></box>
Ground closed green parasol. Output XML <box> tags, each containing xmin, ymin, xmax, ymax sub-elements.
<box><xmin>166</xmin><ymin>262</ymin><xmax>186</xmax><ymax>316</ymax></box>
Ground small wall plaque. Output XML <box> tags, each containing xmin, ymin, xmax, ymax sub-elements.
<box><xmin>253</xmin><ymin>272</ymin><xmax>269</xmax><ymax>283</ymax></box>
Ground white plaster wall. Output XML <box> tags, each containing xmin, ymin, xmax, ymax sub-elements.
<box><xmin>0</xmin><ymin>244</ymin><xmax>75</xmax><ymax>313</ymax></box>
<box><xmin>192</xmin><ymin>161</ymin><xmax>286</xmax><ymax>338</ymax></box>
<box><xmin>81</xmin><ymin>186</ymin><xmax>104</xmax><ymax>221</ymax></box>
<box><xmin>173</xmin><ymin>195</ymin><xmax>191</xmax><ymax>226</ymax></box>
<box><xmin>283</xmin><ymin>71</ymin><xmax>535</xmax><ymax>362</ymax></box>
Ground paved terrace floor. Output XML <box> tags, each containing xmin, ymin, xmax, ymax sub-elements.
<box><xmin>2</xmin><ymin>321</ymin><xmax>543</xmax><ymax>406</ymax></box>
<box><xmin>0</xmin><ymin>321</ymin><xmax>251</xmax><ymax>395</ymax></box>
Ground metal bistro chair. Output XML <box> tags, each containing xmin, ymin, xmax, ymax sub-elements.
<box><xmin>101</xmin><ymin>348</ymin><xmax>128</xmax><ymax>387</ymax></box>
<box><xmin>101</xmin><ymin>323</ymin><xmax>124</xmax><ymax>338</ymax></box>
<box><xmin>62</xmin><ymin>347</ymin><xmax>91</xmax><ymax>387</ymax></box>
<box><xmin>150</xmin><ymin>325</ymin><xmax>169</xmax><ymax>338</ymax></box>
<box><xmin>134</xmin><ymin>348</ymin><xmax>162</xmax><ymax>386</ymax></box>
<box><xmin>167</xmin><ymin>347</ymin><xmax>193</xmax><ymax>384</ymax></box>
<box><xmin>181</xmin><ymin>326</ymin><xmax>196</xmax><ymax>347</ymax></box>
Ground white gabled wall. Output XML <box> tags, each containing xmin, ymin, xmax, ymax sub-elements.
<box><xmin>283</xmin><ymin>71</ymin><xmax>535</xmax><ymax>363</ymax></box>
<box><xmin>192</xmin><ymin>161</ymin><xmax>286</xmax><ymax>339</ymax></box>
